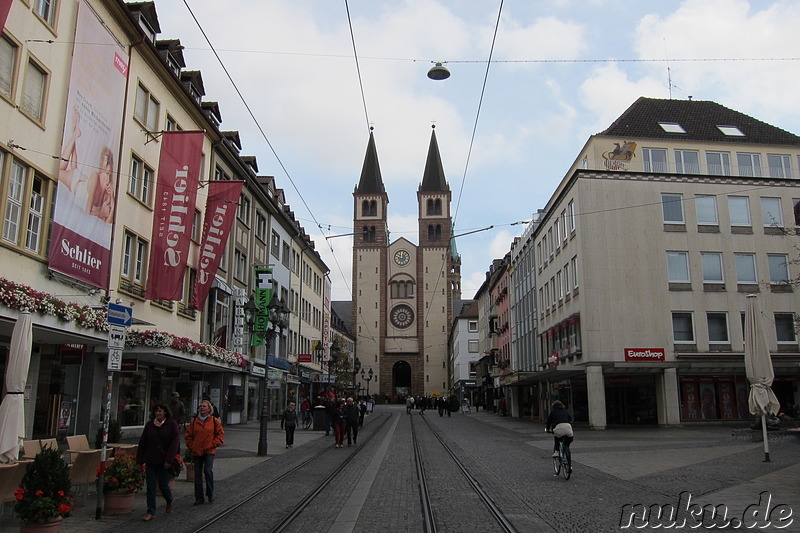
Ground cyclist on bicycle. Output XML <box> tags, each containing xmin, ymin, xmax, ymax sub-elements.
<box><xmin>545</xmin><ymin>400</ymin><xmax>573</xmax><ymax>458</ymax></box>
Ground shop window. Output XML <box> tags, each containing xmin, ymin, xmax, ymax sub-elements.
<box><xmin>117</xmin><ymin>373</ymin><xmax>147</xmax><ymax>427</ymax></box>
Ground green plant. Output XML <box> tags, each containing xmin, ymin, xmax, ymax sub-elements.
<box><xmin>99</xmin><ymin>450</ymin><xmax>144</xmax><ymax>493</ymax></box>
<box><xmin>13</xmin><ymin>447</ymin><xmax>74</xmax><ymax>525</ymax></box>
<box><xmin>95</xmin><ymin>419</ymin><xmax>122</xmax><ymax>448</ymax></box>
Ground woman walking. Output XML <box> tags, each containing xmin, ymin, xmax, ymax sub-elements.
<box><xmin>281</xmin><ymin>401</ymin><xmax>298</xmax><ymax>448</ymax></box>
<box><xmin>185</xmin><ymin>399</ymin><xmax>225</xmax><ymax>505</ymax></box>
<box><xmin>137</xmin><ymin>403</ymin><xmax>180</xmax><ymax>522</ymax></box>
<box><xmin>331</xmin><ymin>400</ymin><xmax>346</xmax><ymax>448</ymax></box>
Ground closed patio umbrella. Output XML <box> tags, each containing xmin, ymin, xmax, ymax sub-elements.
<box><xmin>743</xmin><ymin>295</ymin><xmax>780</xmax><ymax>462</ymax></box>
<box><xmin>0</xmin><ymin>311</ymin><xmax>33</xmax><ymax>463</ymax></box>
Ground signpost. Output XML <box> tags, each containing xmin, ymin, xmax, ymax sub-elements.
<box><xmin>97</xmin><ymin>302</ymin><xmax>132</xmax><ymax>519</ymax></box>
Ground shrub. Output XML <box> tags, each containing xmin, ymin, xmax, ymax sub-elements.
<box><xmin>98</xmin><ymin>450</ymin><xmax>144</xmax><ymax>493</ymax></box>
<box><xmin>14</xmin><ymin>447</ymin><xmax>74</xmax><ymax>525</ymax></box>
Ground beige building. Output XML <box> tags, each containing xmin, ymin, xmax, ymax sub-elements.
<box><xmin>522</xmin><ymin>97</ymin><xmax>800</xmax><ymax>428</ymax></box>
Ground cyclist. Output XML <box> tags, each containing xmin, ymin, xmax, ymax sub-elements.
<box><xmin>545</xmin><ymin>400</ymin><xmax>573</xmax><ymax>458</ymax></box>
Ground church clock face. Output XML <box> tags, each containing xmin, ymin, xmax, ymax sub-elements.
<box><xmin>390</xmin><ymin>304</ymin><xmax>414</xmax><ymax>329</ymax></box>
<box><xmin>394</xmin><ymin>249</ymin><xmax>410</xmax><ymax>266</ymax></box>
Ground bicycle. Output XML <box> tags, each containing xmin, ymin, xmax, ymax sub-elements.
<box><xmin>548</xmin><ymin>430</ymin><xmax>572</xmax><ymax>480</ymax></box>
<box><xmin>302</xmin><ymin>412</ymin><xmax>312</xmax><ymax>430</ymax></box>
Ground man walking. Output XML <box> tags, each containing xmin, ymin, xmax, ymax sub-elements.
<box><xmin>344</xmin><ymin>397</ymin><xmax>360</xmax><ymax>446</ymax></box>
<box><xmin>185</xmin><ymin>399</ymin><xmax>224</xmax><ymax>505</ymax></box>
<box><xmin>170</xmin><ymin>392</ymin><xmax>186</xmax><ymax>430</ymax></box>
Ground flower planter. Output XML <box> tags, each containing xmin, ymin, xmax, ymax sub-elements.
<box><xmin>19</xmin><ymin>517</ymin><xmax>63</xmax><ymax>533</ymax></box>
<box><xmin>104</xmin><ymin>492</ymin><xmax>135</xmax><ymax>515</ymax></box>
<box><xmin>185</xmin><ymin>463</ymin><xmax>195</xmax><ymax>482</ymax></box>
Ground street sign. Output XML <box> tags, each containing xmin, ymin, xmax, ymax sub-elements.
<box><xmin>107</xmin><ymin>325</ymin><xmax>126</xmax><ymax>349</ymax></box>
<box><xmin>107</xmin><ymin>349</ymin><xmax>122</xmax><ymax>371</ymax></box>
<box><xmin>107</xmin><ymin>303</ymin><xmax>133</xmax><ymax>327</ymax></box>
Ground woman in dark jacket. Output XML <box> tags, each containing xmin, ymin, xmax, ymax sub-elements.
<box><xmin>137</xmin><ymin>402</ymin><xmax>180</xmax><ymax>521</ymax></box>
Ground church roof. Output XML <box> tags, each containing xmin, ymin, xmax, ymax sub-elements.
<box><xmin>419</xmin><ymin>127</ymin><xmax>449</xmax><ymax>192</ymax></box>
<box><xmin>356</xmin><ymin>131</ymin><xmax>385</xmax><ymax>194</ymax></box>
<box><xmin>599</xmin><ymin>97</ymin><xmax>800</xmax><ymax>146</ymax></box>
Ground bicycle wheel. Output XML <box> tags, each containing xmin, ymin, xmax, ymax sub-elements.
<box><xmin>303</xmin><ymin>417</ymin><xmax>312</xmax><ymax>430</ymax></box>
<box><xmin>552</xmin><ymin>451</ymin><xmax>561</xmax><ymax>475</ymax></box>
<box><xmin>561</xmin><ymin>447</ymin><xmax>572</xmax><ymax>480</ymax></box>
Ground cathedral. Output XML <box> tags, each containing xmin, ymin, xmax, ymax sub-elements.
<box><xmin>351</xmin><ymin>127</ymin><xmax>461</xmax><ymax>398</ymax></box>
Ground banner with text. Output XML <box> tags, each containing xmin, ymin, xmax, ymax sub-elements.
<box><xmin>145</xmin><ymin>131</ymin><xmax>203</xmax><ymax>300</ymax></box>
<box><xmin>0</xmin><ymin>0</ymin><xmax>12</xmax><ymax>34</ymax></box>
<box><xmin>193</xmin><ymin>180</ymin><xmax>244</xmax><ymax>308</ymax></box>
<box><xmin>49</xmin><ymin>0</ymin><xmax>127</xmax><ymax>288</ymax></box>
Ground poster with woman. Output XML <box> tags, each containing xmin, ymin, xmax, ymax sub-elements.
<box><xmin>681</xmin><ymin>380</ymin><xmax>699</xmax><ymax>420</ymax></box>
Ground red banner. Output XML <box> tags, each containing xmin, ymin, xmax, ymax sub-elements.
<box><xmin>193</xmin><ymin>180</ymin><xmax>243</xmax><ymax>308</ymax></box>
<box><xmin>145</xmin><ymin>131</ymin><xmax>204</xmax><ymax>300</ymax></box>
<box><xmin>0</xmin><ymin>0</ymin><xmax>12</xmax><ymax>34</ymax></box>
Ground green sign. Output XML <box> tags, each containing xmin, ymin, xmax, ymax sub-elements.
<box><xmin>252</xmin><ymin>267</ymin><xmax>273</xmax><ymax>346</ymax></box>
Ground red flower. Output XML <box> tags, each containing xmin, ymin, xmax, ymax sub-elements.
<box><xmin>57</xmin><ymin>490</ymin><xmax>65</xmax><ymax>497</ymax></box>
<box><xmin>96</xmin><ymin>464</ymin><xmax>105</xmax><ymax>476</ymax></box>
<box><xmin>34</xmin><ymin>490</ymin><xmax>43</xmax><ymax>496</ymax></box>
<box><xmin>14</xmin><ymin>488</ymin><xmax>24</xmax><ymax>501</ymax></box>
<box><xmin>58</xmin><ymin>503</ymin><xmax>71</xmax><ymax>515</ymax></box>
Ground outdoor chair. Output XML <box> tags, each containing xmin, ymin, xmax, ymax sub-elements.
<box><xmin>0</xmin><ymin>462</ymin><xmax>26</xmax><ymax>520</ymax></box>
<box><xmin>66</xmin><ymin>435</ymin><xmax>91</xmax><ymax>462</ymax></box>
<box><xmin>68</xmin><ymin>449</ymin><xmax>100</xmax><ymax>506</ymax></box>
<box><xmin>21</xmin><ymin>440</ymin><xmax>40</xmax><ymax>460</ymax></box>
<box><xmin>39</xmin><ymin>438</ymin><xmax>58</xmax><ymax>452</ymax></box>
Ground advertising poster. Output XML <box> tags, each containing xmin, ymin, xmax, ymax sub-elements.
<box><xmin>717</xmin><ymin>380</ymin><xmax>736</xmax><ymax>420</ymax></box>
<box><xmin>49</xmin><ymin>1</ymin><xmax>127</xmax><ymax>287</ymax></box>
<box><xmin>681</xmin><ymin>380</ymin><xmax>699</xmax><ymax>420</ymax></box>
<box><xmin>699</xmin><ymin>381</ymin><xmax>718</xmax><ymax>420</ymax></box>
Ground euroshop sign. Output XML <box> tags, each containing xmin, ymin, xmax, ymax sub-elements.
<box><xmin>624</xmin><ymin>348</ymin><xmax>665</xmax><ymax>362</ymax></box>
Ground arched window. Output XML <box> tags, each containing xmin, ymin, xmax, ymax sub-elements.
<box><xmin>434</xmin><ymin>199</ymin><xmax>442</xmax><ymax>215</ymax></box>
<box><xmin>370</xmin><ymin>200</ymin><xmax>377</xmax><ymax>216</ymax></box>
<box><xmin>428</xmin><ymin>225</ymin><xmax>435</xmax><ymax>241</ymax></box>
<box><xmin>368</xmin><ymin>226</ymin><xmax>376</xmax><ymax>242</ymax></box>
<box><xmin>390</xmin><ymin>279</ymin><xmax>415</xmax><ymax>299</ymax></box>
<box><xmin>426</xmin><ymin>199</ymin><xmax>434</xmax><ymax>215</ymax></box>
<box><xmin>362</xmin><ymin>200</ymin><xmax>370</xmax><ymax>216</ymax></box>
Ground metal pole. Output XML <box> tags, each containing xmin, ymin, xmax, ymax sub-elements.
<box><xmin>257</xmin><ymin>343</ymin><xmax>270</xmax><ymax>456</ymax></box>
<box><xmin>95</xmin><ymin>372</ymin><xmax>112</xmax><ymax>519</ymax></box>
<box><xmin>761</xmin><ymin>413</ymin><xmax>770</xmax><ymax>462</ymax></box>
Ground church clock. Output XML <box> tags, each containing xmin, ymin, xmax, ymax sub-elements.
<box><xmin>393</xmin><ymin>249</ymin><xmax>410</xmax><ymax>266</ymax></box>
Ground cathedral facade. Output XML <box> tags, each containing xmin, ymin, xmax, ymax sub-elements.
<box><xmin>351</xmin><ymin>128</ymin><xmax>461</xmax><ymax>398</ymax></box>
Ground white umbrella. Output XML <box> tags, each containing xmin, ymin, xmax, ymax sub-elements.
<box><xmin>0</xmin><ymin>311</ymin><xmax>33</xmax><ymax>463</ymax></box>
<box><xmin>743</xmin><ymin>295</ymin><xmax>780</xmax><ymax>462</ymax></box>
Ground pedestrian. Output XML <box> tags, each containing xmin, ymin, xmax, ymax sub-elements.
<box><xmin>280</xmin><ymin>401</ymin><xmax>298</xmax><ymax>448</ymax></box>
<box><xmin>185</xmin><ymin>399</ymin><xmax>224</xmax><ymax>505</ymax></box>
<box><xmin>462</xmin><ymin>397</ymin><xmax>470</xmax><ymax>413</ymax></box>
<box><xmin>300</xmin><ymin>397</ymin><xmax>311</xmax><ymax>428</ymax></box>
<box><xmin>406</xmin><ymin>395</ymin><xmax>415</xmax><ymax>415</ymax></box>
<box><xmin>344</xmin><ymin>397</ymin><xmax>360</xmax><ymax>446</ymax></box>
<box><xmin>499</xmin><ymin>397</ymin><xmax>507</xmax><ymax>417</ymax></box>
<box><xmin>170</xmin><ymin>392</ymin><xmax>186</xmax><ymax>430</ymax></box>
<box><xmin>331</xmin><ymin>400</ymin><xmax>346</xmax><ymax>448</ymax></box>
<box><xmin>325</xmin><ymin>398</ymin><xmax>337</xmax><ymax>436</ymax></box>
<box><xmin>419</xmin><ymin>396</ymin><xmax>427</xmax><ymax>415</ymax></box>
<box><xmin>137</xmin><ymin>402</ymin><xmax>180</xmax><ymax>522</ymax></box>
<box><xmin>358</xmin><ymin>399</ymin><xmax>367</xmax><ymax>427</ymax></box>
<box><xmin>437</xmin><ymin>396</ymin><xmax>445</xmax><ymax>417</ymax></box>
<box><xmin>366</xmin><ymin>396</ymin><xmax>374</xmax><ymax>414</ymax></box>
<box><xmin>201</xmin><ymin>393</ymin><xmax>220</xmax><ymax>418</ymax></box>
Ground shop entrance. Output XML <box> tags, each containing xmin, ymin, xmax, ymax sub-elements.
<box><xmin>606</xmin><ymin>376</ymin><xmax>657</xmax><ymax>425</ymax></box>
<box><xmin>392</xmin><ymin>360</ymin><xmax>411</xmax><ymax>396</ymax></box>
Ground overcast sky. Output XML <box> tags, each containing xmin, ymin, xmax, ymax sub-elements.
<box><xmin>155</xmin><ymin>0</ymin><xmax>800</xmax><ymax>301</ymax></box>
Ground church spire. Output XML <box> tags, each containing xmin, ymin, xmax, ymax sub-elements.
<box><xmin>356</xmin><ymin>129</ymin><xmax>385</xmax><ymax>194</ymax></box>
<box><xmin>419</xmin><ymin>126</ymin><xmax>448</xmax><ymax>192</ymax></box>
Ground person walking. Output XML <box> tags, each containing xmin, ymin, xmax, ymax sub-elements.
<box><xmin>331</xmin><ymin>400</ymin><xmax>346</xmax><ymax>448</ymax></box>
<box><xmin>358</xmin><ymin>399</ymin><xmax>367</xmax><ymax>428</ymax></box>
<box><xmin>281</xmin><ymin>401</ymin><xmax>298</xmax><ymax>448</ymax></box>
<box><xmin>437</xmin><ymin>396</ymin><xmax>445</xmax><ymax>417</ymax></box>
<box><xmin>137</xmin><ymin>403</ymin><xmax>180</xmax><ymax>522</ymax></box>
<box><xmin>170</xmin><ymin>392</ymin><xmax>186</xmax><ymax>430</ymax></box>
<box><xmin>185</xmin><ymin>399</ymin><xmax>224</xmax><ymax>505</ymax></box>
<box><xmin>300</xmin><ymin>397</ymin><xmax>311</xmax><ymax>428</ymax></box>
<box><xmin>344</xmin><ymin>397</ymin><xmax>360</xmax><ymax>446</ymax></box>
<box><xmin>406</xmin><ymin>395</ymin><xmax>415</xmax><ymax>415</ymax></box>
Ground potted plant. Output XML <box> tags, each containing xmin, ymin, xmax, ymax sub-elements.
<box><xmin>98</xmin><ymin>450</ymin><xmax>144</xmax><ymax>515</ymax></box>
<box><xmin>183</xmin><ymin>448</ymin><xmax>195</xmax><ymax>482</ymax></box>
<box><xmin>14</xmin><ymin>447</ymin><xmax>74</xmax><ymax>532</ymax></box>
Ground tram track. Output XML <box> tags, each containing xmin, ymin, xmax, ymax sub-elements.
<box><xmin>190</xmin><ymin>412</ymin><xmax>393</xmax><ymax>533</ymax></box>
<box><xmin>412</xmin><ymin>413</ymin><xmax>518</xmax><ymax>533</ymax></box>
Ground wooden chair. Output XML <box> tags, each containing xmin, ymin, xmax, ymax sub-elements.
<box><xmin>21</xmin><ymin>440</ymin><xmax>41</xmax><ymax>460</ymax></box>
<box><xmin>69</xmin><ymin>450</ymin><xmax>101</xmax><ymax>506</ymax></box>
<box><xmin>66</xmin><ymin>435</ymin><xmax>91</xmax><ymax>463</ymax></box>
<box><xmin>39</xmin><ymin>438</ymin><xmax>58</xmax><ymax>452</ymax></box>
<box><xmin>0</xmin><ymin>463</ymin><xmax>26</xmax><ymax>518</ymax></box>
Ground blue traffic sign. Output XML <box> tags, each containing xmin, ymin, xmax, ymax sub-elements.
<box><xmin>107</xmin><ymin>302</ymin><xmax>133</xmax><ymax>327</ymax></box>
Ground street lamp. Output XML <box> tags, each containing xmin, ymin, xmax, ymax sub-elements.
<box><xmin>245</xmin><ymin>292</ymin><xmax>289</xmax><ymax>456</ymax></box>
<box><xmin>360</xmin><ymin>367</ymin><xmax>374</xmax><ymax>398</ymax></box>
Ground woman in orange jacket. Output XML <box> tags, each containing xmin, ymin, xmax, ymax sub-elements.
<box><xmin>185</xmin><ymin>399</ymin><xmax>224</xmax><ymax>505</ymax></box>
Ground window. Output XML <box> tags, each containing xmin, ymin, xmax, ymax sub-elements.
<box><xmin>659</xmin><ymin>122</ymin><xmax>686</xmax><ymax>134</ymax></box>
<box><xmin>25</xmin><ymin>175</ymin><xmax>45</xmax><ymax>253</ymax></box>
<box><xmin>675</xmin><ymin>150</ymin><xmax>700</xmax><ymax>174</ymax></box>
<box><xmin>3</xmin><ymin>159</ymin><xmax>26</xmax><ymax>244</ymax></box>
<box><xmin>0</xmin><ymin>35</ymin><xmax>18</xmax><ymax>99</ymax></box>
<box><xmin>643</xmin><ymin>148</ymin><xmax>668</xmax><ymax>173</ymax></box>
<box><xmin>255</xmin><ymin>212</ymin><xmax>267</xmax><ymax>241</ymax></box>
<box><xmin>695</xmin><ymin>195</ymin><xmax>718</xmax><ymax>225</ymax></box>
<box><xmin>661</xmin><ymin>193</ymin><xmax>684</xmax><ymax>223</ymax></box>
<box><xmin>270</xmin><ymin>230</ymin><xmax>280</xmax><ymax>257</ymax></box>
<box><xmin>768</xmin><ymin>254</ymin><xmax>789</xmax><ymax>284</ymax></box>
<box><xmin>775</xmin><ymin>313</ymin><xmax>797</xmax><ymax>344</ymax></box>
<box><xmin>553</xmin><ymin>218</ymin><xmax>560</xmax><ymax>249</ymax></box>
<box><xmin>672</xmin><ymin>312</ymin><xmax>694</xmax><ymax>342</ymax></box>
<box><xmin>737</xmin><ymin>153</ymin><xmax>761</xmax><ymax>177</ymax></box>
<box><xmin>237</xmin><ymin>196</ymin><xmax>251</xmax><ymax>226</ymax></box>
<box><xmin>701</xmin><ymin>252</ymin><xmax>723</xmax><ymax>283</ymax></box>
<box><xmin>734</xmin><ymin>253</ymin><xmax>757</xmax><ymax>283</ymax></box>
<box><xmin>191</xmin><ymin>209</ymin><xmax>201</xmax><ymax>241</ymax></box>
<box><xmin>467</xmin><ymin>340</ymin><xmax>479</xmax><ymax>352</ymax></box>
<box><xmin>706</xmin><ymin>151</ymin><xmax>731</xmax><ymax>176</ymax></box>
<box><xmin>560</xmin><ymin>210</ymin><xmax>567</xmax><ymax>242</ymax></box>
<box><xmin>556</xmin><ymin>270</ymin><xmax>563</xmax><ymax>301</ymax></box>
<box><xmin>667</xmin><ymin>252</ymin><xmax>690</xmax><ymax>282</ymax></box>
<box><xmin>21</xmin><ymin>59</ymin><xmax>47</xmax><ymax>121</ymax></box>
<box><xmin>134</xmin><ymin>82</ymin><xmax>159</xmax><ymax>132</ymax></box>
<box><xmin>34</xmin><ymin>0</ymin><xmax>56</xmax><ymax>26</ymax></box>
<box><xmin>165</xmin><ymin>115</ymin><xmax>177</xmax><ymax>132</ymax></box>
<box><xmin>128</xmin><ymin>155</ymin><xmax>152</xmax><ymax>204</ymax></box>
<box><xmin>767</xmin><ymin>154</ymin><xmax>792</xmax><ymax>178</ymax></box>
<box><xmin>234</xmin><ymin>249</ymin><xmax>247</xmax><ymax>281</ymax></box>
<box><xmin>570</xmin><ymin>256</ymin><xmax>578</xmax><ymax>289</ymax></box>
<box><xmin>468</xmin><ymin>320</ymin><xmax>478</xmax><ymax>332</ymax></box>
<box><xmin>568</xmin><ymin>200</ymin><xmax>575</xmax><ymax>232</ymax></box>
<box><xmin>282</xmin><ymin>241</ymin><xmax>290</xmax><ymax>267</ymax></box>
<box><xmin>717</xmin><ymin>125</ymin><xmax>744</xmax><ymax>137</ymax></box>
<box><xmin>728</xmin><ymin>196</ymin><xmax>751</xmax><ymax>226</ymax></box>
<box><xmin>122</xmin><ymin>231</ymin><xmax>147</xmax><ymax>284</ymax></box>
<box><xmin>794</xmin><ymin>199</ymin><xmax>800</xmax><ymax>227</ymax></box>
<box><xmin>563</xmin><ymin>264</ymin><xmax>570</xmax><ymax>295</ymax></box>
<box><xmin>707</xmin><ymin>313</ymin><xmax>729</xmax><ymax>343</ymax></box>
<box><xmin>760</xmin><ymin>197</ymin><xmax>783</xmax><ymax>227</ymax></box>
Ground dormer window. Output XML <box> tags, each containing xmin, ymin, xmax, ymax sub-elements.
<box><xmin>717</xmin><ymin>125</ymin><xmax>745</xmax><ymax>137</ymax></box>
<box><xmin>658</xmin><ymin>122</ymin><xmax>686</xmax><ymax>134</ymax></box>
<box><xmin>135</xmin><ymin>14</ymin><xmax>156</xmax><ymax>43</ymax></box>
<box><xmin>165</xmin><ymin>52</ymin><xmax>181</xmax><ymax>77</ymax></box>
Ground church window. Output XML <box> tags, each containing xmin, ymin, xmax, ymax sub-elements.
<box><xmin>426</xmin><ymin>199</ymin><xmax>434</xmax><ymax>215</ymax></box>
<box><xmin>435</xmin><ymin>199</ymin><xmax>442</xmax><ymax>215</ymax></box>
<box><xmin>362</xmin><ymin>200</ymin><xmax>370</xmax><ymax>216</ymax></box>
